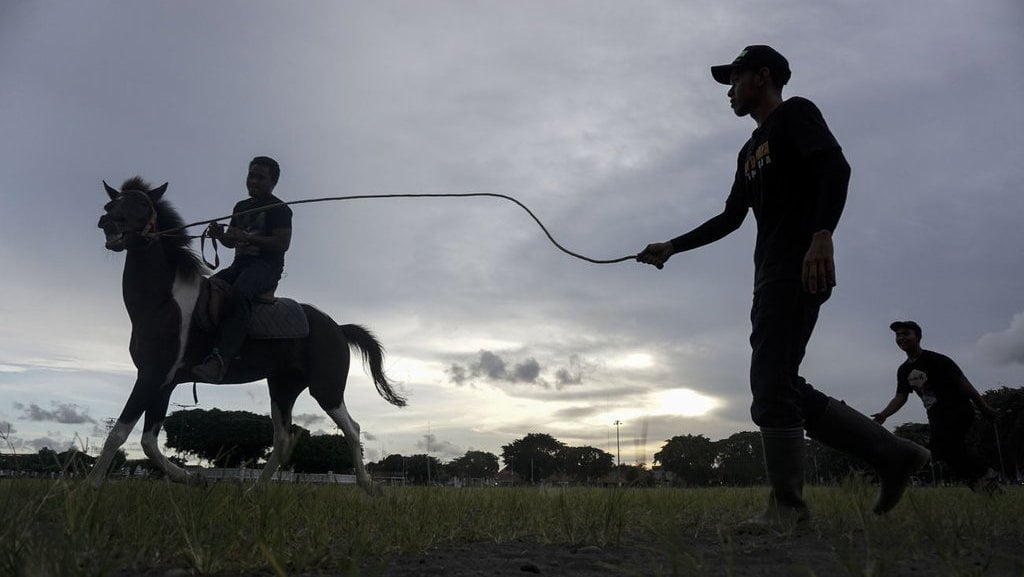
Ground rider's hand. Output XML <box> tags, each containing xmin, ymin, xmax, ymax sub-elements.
<box><xmin>206</xmin><ymin>222</ymin><xmax>225</xmax><ymax>239</ymax></box>
<box><xmin>637</xmin><ymin>242</ymin><xmax>673</xmax><ymax>269</ymax></box>
<box><xmin>871</xmin><ymin>413</ymin><xmax>886</xmax><ymax>425</ymax></box>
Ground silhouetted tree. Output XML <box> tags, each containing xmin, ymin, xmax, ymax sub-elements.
<box><xmin>402</xmin><ymin>453</ymin><xmax>445</xmax><ymax>484</ymax></box>
<box><xmin>447</xmin><ymin>450</ymin><xmax>500</xmax><ymax>480</ymax></box>
<box><xmin>617</xmin><ymin>463</ymin><xmax>652</xmax><ymax>486</ymax></box>
<box><xmin>164</xmin><ymin>408</ymin><xmax>273</xmax><ymax>468</ymax></box>
<box><xmin>290</xmin><ymin>431</ymin><xmax>355</xmax><ymax>474</ymax></box>
<box><xmin>979</xmin><ymin>386</ymin><xmax>1024</xmax><ymax>480</ymax></box>
<box><xmin>805</xmin><ymin>437</ymin><xmax>865</xmax><ymax>484</ymax></box>
<box><xmin>501</xmin><ymin>433</ymin><xmax>564</xmax><ymax>484</ymax></box>
<box><xmin>713</xmin><ymin>431</ymin><xmax>764</xmax><ymax>485</ymax></box>
<box><xmin>558</xmin><ymin>445</ymin><xmax>614</xmax><ymax>483</ymax></box>
<box><xmin>368</xmin><ymin>454</ymin><xmax>408</xmax><ymax>478</ymax></box>
<box><xmin>892</xmin><ymin>422</ymin><xmax>929</xmax><ymax>447</ymax></box>
<box><xmin>654</xmin><ymin>434</ymin><xmax>714</xmax><ymax>486</ymax></box>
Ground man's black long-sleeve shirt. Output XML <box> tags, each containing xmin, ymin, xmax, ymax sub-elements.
<box><xmin>672</xmin><ymin>97</ymin><xmax>850</xmax><ymax>290</ymax></box>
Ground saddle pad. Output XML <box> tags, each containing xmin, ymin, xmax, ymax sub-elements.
<box><xmin>248</xmin><ymin>298</ymin><xmax>309</xmax><ymax>339</ymax></box>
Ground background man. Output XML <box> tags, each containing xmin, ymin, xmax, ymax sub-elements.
<box><xmin>192</xmin><ymin>156</ymin><xmax>293</xmax><ymax>382</ymax></box>
<box><xmin>874</xmin><ymin>321</ymin><xmax>999</xmax><ymax>492</ymax></box>
<box><xmin>637</xmin><ymin>45</ymin><xmax>929</xmax><ymax>525</ymax></box>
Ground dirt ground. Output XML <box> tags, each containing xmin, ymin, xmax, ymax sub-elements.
<box><xmin>352</xmin><ymin>528</ymin><xmax>1021</xmax><ymax>577</ymax></box>
<box><xmin>118</xmin><ymin>524</ymin><xmax>1023</xmax><ymax>577</ymax></box>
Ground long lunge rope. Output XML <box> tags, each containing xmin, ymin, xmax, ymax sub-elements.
<box><xmin>157</xmin><ymin>192</ymin><xmax>638</xmax><ymax>266</ymax></box>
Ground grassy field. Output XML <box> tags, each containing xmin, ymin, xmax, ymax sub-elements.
<box><xmin>2</xmin><ymin>478</ymin><xmax>1022</xmax><ymax>576</ymax></box>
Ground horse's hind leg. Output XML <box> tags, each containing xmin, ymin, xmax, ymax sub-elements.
<box><xmin>322</xmin><ymin>401</ymin><xmax>373</xmax><ymax>492</ymax></box>
<box><xmin>305</xmin><ymin>307</ymin><xmax>374</xmax><ymax>492</ymax></box>
<box><xmin>260</xmin><ymin>378</ymin><xmax>304</xmax><ymax>484</ymax></box>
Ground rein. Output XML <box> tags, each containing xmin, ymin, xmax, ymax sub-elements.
<box><xmin>154</xmin><ymin>192</ymin><xmax>640</xmax><ymax>267</ymax></box>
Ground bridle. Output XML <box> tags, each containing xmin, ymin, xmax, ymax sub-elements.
<box><xmin>106</xmin><ymin>189</ymin><xmax>159</xmax><ymax>242</ymax></box>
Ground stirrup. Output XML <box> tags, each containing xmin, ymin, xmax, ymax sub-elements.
<box><xmin>192</xmin><ymin>353</ymin><xmax>227</xmax><ymax>383</ymax></box>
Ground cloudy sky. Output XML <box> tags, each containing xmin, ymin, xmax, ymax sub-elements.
<box><xmin>2</xmin><ymin>1</ymin><xmax>1023</xmax><ymax>467</ymax></box>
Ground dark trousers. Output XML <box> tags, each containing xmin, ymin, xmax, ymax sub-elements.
<box><xmin>212</xmin><ymin>257</ymin><xmax>281</xmax><ymax>360</ymax></box>
<box><xmin>929</xmin><ymin>406</ymin><xmax>988</xmax><ymax>482</ymax></box>
<box><xmin>749</xmin><ymin>281</ymin><xmax>831</xmax><ymax>428</ymax></box>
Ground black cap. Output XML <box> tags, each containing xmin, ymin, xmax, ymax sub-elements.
<box><xmin>711</xmin><ymin>45</ymin><xmax>791</xmax><ymax>86</ymax></box>
<box><xmin>889</xmin><ymin>321</ymin><xmax>922</xmax><ymax>336</ymax></box>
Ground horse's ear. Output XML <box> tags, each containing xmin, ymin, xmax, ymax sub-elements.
<box><xmin>103</xmin><ymin>180</ymin><xmax>119</xmax><ymax>200</ymax></box>
<box><xmin>149</xmin><ymin>182</ymin><xmax>168</xmax><ymax>202</ymax></box>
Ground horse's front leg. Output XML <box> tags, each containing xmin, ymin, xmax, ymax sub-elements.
<box><xmin>88</xmin><ymin>376</ymin><xmax>151</xmax><ymax>487</ymax></box>
<box><xmin>140</xmin><ymin>384</ymin><xmax>199</xmax><ymax>484</ymax></box>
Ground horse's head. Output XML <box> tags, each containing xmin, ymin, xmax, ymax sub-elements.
<box><xmin>98</xmin><ymin>177</ymin><xmax>168</xmax><ymax>251</ymax></box>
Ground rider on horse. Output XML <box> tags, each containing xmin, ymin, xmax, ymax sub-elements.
<box><xmin>192</xmin><ymin>156</ymin><xmax>293</xmax><ymax>383</ymax></box>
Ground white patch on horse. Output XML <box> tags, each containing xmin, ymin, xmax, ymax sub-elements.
<box><xmin>165</xmin><ymin>271</ymin><xmax>202</xmax><ymax>386</ymax></box>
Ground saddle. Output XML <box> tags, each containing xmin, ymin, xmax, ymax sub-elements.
<box><xmin>194</xmin><ymin>277</ymin><xmax>309</xmax><ymax>339</ymax></box>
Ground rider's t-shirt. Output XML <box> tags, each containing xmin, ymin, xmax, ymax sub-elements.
<box><xmin>229</xmin><ymin>194</ymin><xmax>292</xmax><ymax>269</ymax></box>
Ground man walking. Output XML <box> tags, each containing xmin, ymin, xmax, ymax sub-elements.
<box><xmin>874</xmin><ymin>321</ymin><xmax>999</xmax><ymax>491</ymax></box>
<box><xmin>192</xmin><ymin>156</ymin><xmax>293</xmax><ymax>383</ymax></box>
<box><xmin>637</xmin><ymin>45</ymin><xmax>929</xmax><ymax>524</ymax></box>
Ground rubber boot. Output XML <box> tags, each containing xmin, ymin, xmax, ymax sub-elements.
<box><xmin>805</xmin><ymin>398</ymin><xmax>930</xmax><ymax>514</ymax></box>
<box><xmin>738</xmin><ymin>427</ymin><xmax>810</xmax><ymax>533</ymax></box>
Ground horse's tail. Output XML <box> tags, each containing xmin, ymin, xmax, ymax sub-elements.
<box><xmin>339</xmin><ymin>324</ymin><xmax>407</xmax><ymax>407</ymax></box>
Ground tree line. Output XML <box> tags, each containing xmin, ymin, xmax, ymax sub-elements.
<box><xmin>4</xmin><ymin>387</ymin><xmax>1020</xmax><ymax>485</ymax></box>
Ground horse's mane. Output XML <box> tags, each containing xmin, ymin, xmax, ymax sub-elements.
<box><xmin>121</xmin><ymin>177</ymin><xmax>205</xmax><ymax>278</ymax></box>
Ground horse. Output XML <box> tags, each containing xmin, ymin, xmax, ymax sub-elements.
<box><xmin>91</xmin><ymin>176</ymin><xmax>405</xmax><ymax>491</ymax></box>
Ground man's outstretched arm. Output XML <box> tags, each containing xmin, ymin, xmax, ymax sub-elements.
<box><xmin>637</xmin><ymin>197</ymin><xmax>747</xmax><ymax>269</ymax></box>
<box><xmin>872</xmin><ymin>392</ymin><xmax>909</xmax><ymax>424</ymax></box>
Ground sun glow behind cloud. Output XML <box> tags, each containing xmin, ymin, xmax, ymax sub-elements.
<box><xmin>650</xmin><ymin>388</ymin><xmax>719</xmax><ymax>417</ymax></box>
<box><xmin>609</xmin><ymin>353</ymin><xmax>654</xmax><ymax>369</ymax></box>
<box><xmin>586</xmin><ymin>387</ymin><xmax>720</xmax><ymax>424</ymax></box>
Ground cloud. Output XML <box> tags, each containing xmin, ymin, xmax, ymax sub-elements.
<box><xmin>447</xmin><ymin>350</ymin><xmax>587</xmax><ymax>389</ymax></box>
<box><xmin>513</xmin><ymin>358</ymin><xmax>541</xmax><ymax>382</ymax></box>
<box><xmin>555</xmin><ymin>354</ymin><xmax>584</xmax><ymax>387</ymax></box>
<box><xmin>977</xmin><ymin>312</ymin><xmax>1024</xmax><ymax>366</ymax></box>
<box><xmin>448</xmin><ymin>350</ymin><xmax>542</xmax><ymax>386</ymax></box>
<box><xmin>550</xmin><ymin>406</ymin><xmax>601</xmax><ymax>420</ymax></box>
<box><xmin>362</xmin><ymin>432</ymin><xmax>378</xmax><ymax>441</ymax></box>
<box><xmin>447</xmin><ymin>364</ymin><xmax>470</xmax><ymax>386</ymax></box>
<box><xmin>14</xmin><ymin>402</ymin><xmax>96</xmax><ymax>424</ymax></box>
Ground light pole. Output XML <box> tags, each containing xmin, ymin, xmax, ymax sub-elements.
<box><xmin>614</xmin><ymin>420</ymin><xmax>622</xmax><ymax>486</ymax></box>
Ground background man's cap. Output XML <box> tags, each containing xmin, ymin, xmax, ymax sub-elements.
<box><xmin>711</xmin><ymin>45</ymin><xmax>791</xmax><ymax>86</ymax></box>
<box><xmin>889</xmin><ymin>320</ymin><xmax>922</xmax><ymax>334</ymax></box>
